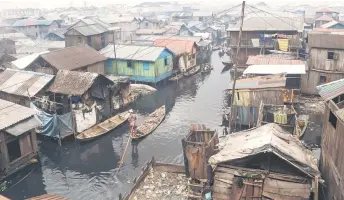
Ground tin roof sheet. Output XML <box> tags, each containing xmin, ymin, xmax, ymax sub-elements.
<box><xmin>153</xmin><ymin>39</ymin><xmax>195</xmax><ymax>55</ymax></box>
<box><xmin>229</xmin><ymin>75</ymin><xmax>286</xmax><ymax>90</ymax></box>
<box><xmin>315</xmin><ymin>15</ymin><xmax>334</xmax><ymax>22</ymax></box>
<box><xmin>229</xmin><ymin>15</ymin><xmax>304</xmax><ymax>31</ymax></box>
<box><xmin>12</xmin><ymin>51</ymin><xmax>49</xmax><ymax>69</ymax></box>
<box><xmin>243</xmin><ymin>64</ymin><xmax>306</xmax><ymax>75</ymax></box>
<box><xmin>308</xmin><ymin>31</ymin><xmax>344</xmax><ymax>49</ymax></box>
<box><xmin>246</xmin><ymin>55</ymin><xmax>305</xmax><ymax>65</ymax></box>
<box><xmin>321</xmin><ymin>20</ymin><xmax>342</xmax><ymax>28</ymax></box>
<box><xmin>99</xmin><ymin>44</ymin><xmax>168</xmax><ymax>61</ymax></box>
<box><xmin>0</xmin><ymin>99</ymin><xmax>37</xmax><ymax>130</ymax></box>
<box><xmin>69</xmin><ymin>23</ymin><xmax>109</xmax><ymax>36</ymax></box>
<box><xmin>316</xmin><ymin>78</ymin><xmax>344</xmax><ymax>101</ymax></box>
<box><xmin>12</xmin><ymin>19</ymin><xmax>55</xmax><ymax>27</ymax></box>
<box><xmin>41</xmin><ymin>45</ymin><xmax>106</xmax><ymax>70</ymax></box>
<box><xmin>0</xmin><ymin>69</ymin><xmax>54</xmax><ymax>97</ymax></box>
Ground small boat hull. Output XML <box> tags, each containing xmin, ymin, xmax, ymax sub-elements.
<box><xmin>76</xmin><ymin>111</ymin><xmax>130</xmax><ymax>142</ymax></box>
<box><xmin>131</xmin><ymin>105</ymin><xmax>166</xmax><ymax>140</ymax></box>
<box><xmin>184</xmin><ymin>66</ymin><xmax>201</xmax><ymax>77</ymax></box>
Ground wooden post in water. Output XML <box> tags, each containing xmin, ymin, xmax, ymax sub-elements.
<box><xmin>229</xmin><ymin>1</ymin><xmax>245</xmax><ymax>133</ymax></box>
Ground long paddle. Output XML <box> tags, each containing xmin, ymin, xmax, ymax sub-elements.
<box><xmin>116</xmin><ymin>126</ymin><xmax>133</xmax><ymax>175</ymax></box>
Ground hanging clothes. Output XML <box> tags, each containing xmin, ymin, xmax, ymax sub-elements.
<box><xmin>278</xmin><ymin>39</ymin><xmax>289</xmax><ymax>51</ymax></box>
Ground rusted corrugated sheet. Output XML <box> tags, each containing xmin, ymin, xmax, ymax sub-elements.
<box><xmin>0</xmin><ymin>69</ymin><xmax>54</xmax><ymax>97</ymax></box>
<box><xmin>153</xmin><ymin>39</ymin><xmax>196</xmax><ymax>55</ymax></box>
<box><xmin>230</xmin><ymin>75</ymin><xmax>286</xmax><ymax>90</ymax></box>
<box><xmin>41</xmin><ymin>45</ymin><xmax>106</xmax><ymax>71</ymax></box>
<box><xmin>0</xmin><ymin>99</ymin><xmax>37</xmax><ymax>130</ymax></box>
<box><xmin>26</xmin><ymin>194</ymin><xmax>68</xmax><ymax>200</ymax></box>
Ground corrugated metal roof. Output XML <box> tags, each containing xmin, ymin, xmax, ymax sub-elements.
<box><xmin>335</xmin><ymin>108</ymin><xmax>344</xmax><ymax>122</ymax></box>
<box><xmin>243</xmin><ymin>65</ymin><xmax>306</xmax><ymax>75</ymax></box>
<box><xmin>0</xmin><ymin>99</ymin><xmax>37</xmax><ymax>130</ymax></box>
<box><xmin>153</xmin><ymin>39</ymin><xmax>196</xmax><ymax>55</ymax></box>
<box><xmin>45</xmin><ymin>28</ymin><xmax>66</xmax><ymax>39</ymax></box>
<box><xmin>308</xmin><ymin>31</ymin><xmax>344</xmax><ymax>49</ymax></box>
<box><xmin>316</xmin><ymin>78</ymin><xmax>344</xmax><ymax>101</ymax></box>
<box><xmin>0</xmin><ymin>69</ymin><xmax>54</xmax><ymax>97</ymax></box>
<box><xmin>41</xmin><ymin>45</ymin><xmax>107</xmax><ymax>71</ymax></box>
<box><xmin>246</xmin><ymin>55</ymin><xmax>305</xmax><ymax>65</ymax></box>
<box><xmin>99</xmin><ymin>44</ymin><xmax>169</xmax><ymax>61</ymax></box>
<box><xmin>136</xmin><ymin>28</ymin><xmax>168</xmax><ymax>35</ymax></box>
<box><xmin>12</xmin><ymin>19</ymin><xmax>55</xmax><ymax>27</ymax></box>
<box><xmin>26</xmin><ymin>194</ymin><xmax>68</xmax><ymax>200</ymax></box>
<box><xmin>12</xmin><ymin>51</ymin><xmax>49</xmax><ymax>69</ymax></box>
<box><xmin>316</xmin><ymin>7</ymin><xmax>338</xmax><ymax>13</ymax></box>
<box><xmin>321</xmin><ymin>20</ymin><xmax>342</xmax><ymax>28</ymax></box>
<box><xmin>315</xmin><ymin>15</ymin><xmax>334</xmax><ymax>22</ymax></box>
<box><xmin>229</xmin><ymin>15</ymin><xmax>304</xmax><ymax>31</ymax></box>
<box><xmin>47</xmin><ymin>70</ymin><xmax>112</xmax><ymax>96</ymax></box>
<box><xmin>70</xmin><ymin>24</ymin><xmax>109</xmax><ymax>36</ymax></box>
<box><xmin>229</xmin><ymin>75</ymin><xmax>286</xmax><ymax>90</ymax></box>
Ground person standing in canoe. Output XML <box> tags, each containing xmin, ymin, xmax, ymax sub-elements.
<box><xmin>128</xmin><ymin>109</ymin><xmax>137</xmax><ymax>138</ymax></box>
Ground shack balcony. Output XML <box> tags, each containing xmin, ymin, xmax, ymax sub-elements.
<box><xmin>228</xmin><ymin>38</ymin><xmax>301</xmax><ymax>49</ymax></box>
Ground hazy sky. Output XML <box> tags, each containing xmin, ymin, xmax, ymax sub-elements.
<box><xmin>0</xmin><ymin>0</ymin><xmax>338</xmax><ymax>9</ymax></box>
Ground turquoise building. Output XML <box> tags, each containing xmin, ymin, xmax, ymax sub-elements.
<box><xmin>100</xmin><ymin>44</ymin><xmax>174</xmax><ymax>83</ymax></box>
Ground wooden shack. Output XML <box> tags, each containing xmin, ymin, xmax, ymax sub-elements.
<box><xmin>317</xmin><ymin>79</ymin><xmax>344</xmax><ymax>200</ymax></box>
<box><xmin>0</xmin><ymin>99</ymin><xmax>40</xmax><ymax>181</ymax></box>
<box><xmin>209</xmin><ymin>123</ymin><xmax>321</xmax><ymax>200</ymax></box>
<box><xmin>182</xmin><ymin>124</ymin><xmax>219</xmax><ymax>181</ymax></box>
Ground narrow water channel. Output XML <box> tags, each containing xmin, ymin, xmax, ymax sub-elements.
<box><xmin>3</xmin><ymin>51</ymin><xmax>231</xmax><ymax>200</ymax></box>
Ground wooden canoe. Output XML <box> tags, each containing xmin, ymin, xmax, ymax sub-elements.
<box><xmin>169</xmin><ymin>73</ymin><xmax>184</xmax><ymax>82</ymax></box>
<box><xmin>76</xmin><ymin>111</ymin><xmax>130</xmax><ymax>142</ymax></box>
<box><xmin>201</xmin><ymin>64</ymin><xmax>213</xmax><ymax>75</ymax></box>
<box><xmin>184</xmin><ymin>66</ymin><xmax>201</xmax><ymax>77</ymax></box>
<box><xmin>131</xmin><ymin>105</ymin><xmax>166</xmax><ymax>140</ymax></box>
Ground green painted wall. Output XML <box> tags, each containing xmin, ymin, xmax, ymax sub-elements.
<box><xmin>105</xmin><ymin>53</ymin><xmax>173</xmax><ymax>78</ymax></box>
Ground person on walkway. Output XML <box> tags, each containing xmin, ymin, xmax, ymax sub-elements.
<box><xmin>128</xmin><ymin>109</ymin><xmax>137</xmax><ymax>138</ymax></box>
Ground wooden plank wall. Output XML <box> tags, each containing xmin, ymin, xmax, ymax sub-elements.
<box><xmin>321</xmin><ymin>104</ymin><xmax>344</xmax><ymax>199</ymax></box>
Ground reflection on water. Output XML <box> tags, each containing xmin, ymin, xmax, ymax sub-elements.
<box><xmin>4</xmin><ymin>52</ymin><xmax>231</xmax><ymax>200</ymax></box>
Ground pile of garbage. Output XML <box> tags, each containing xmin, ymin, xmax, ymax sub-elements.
<box><xmin>129</xmin><ymin>168</ymin><xmax>188</xmax><ymax>200</ymax></box>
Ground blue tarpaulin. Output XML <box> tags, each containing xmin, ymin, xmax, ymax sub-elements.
<box><xmin>31</xmin><ymin>103</ymin><xmax>74</xmax><ymax>139</ymax></box>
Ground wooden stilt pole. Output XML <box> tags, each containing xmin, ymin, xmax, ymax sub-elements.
<box><xmin>229</xmin><ymin>1</ymin><xmax>245</xmax><ymax>133</ymax></box>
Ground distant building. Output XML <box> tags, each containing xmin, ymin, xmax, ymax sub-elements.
<box><xmin>0</xmin><ymin>38</ymin><xmax>16</xmax><ymax>54</ymax></box>
<box><xmin>301</xmin><ymin>31</ymin><xmax>344</xmax><ymax>95</ymax></box>
<box><xmin>315</xmin><ymin>15</ymin><xmax>335</xmax><ymax>28</ymax></box>
<box><xmin>315</xmin><ymin>7</ymin><xmax>339</xmax><ymax>21</ymax></box>
<box><xmin>44</xmin><ymin>29</ymin><xmax>66</xmax><ymax>41</ymax></box>
<box><xmin>192</xmin><ymin>11</ymin><xmax>213</xmax><ymax>22</ymax></box>
<box><xmin>100</xmin><ymin>44</ymin><xmax>174</xmax><ymax>84</ymax></box>
<box><xmin>227</xmin><ymin>15</ymin><xmax>304</xmax><ymax>66</ymax></box>
<box><xmin>27</xmin><ymin>45</ymin><xmax>107</xmax><ymax>75</ymax></box>
<box><xmin>12</xmin><ymin>19</ymin><xmax>59</xmax><ymax>38</ymax></box>
<box><xmin>0</xmin><ymin>99</ymin><xmax>40</xmax><ymax>181</ymax></box>
<box><xmin>64</xmin><ymin>24</ymin><xmax>114</xmax><ymax>51</ymax></box>
<box><xmin>139</xmin><ymin>18</ymin><xmax>163</xmax><ymax>29</ymax></box>
<box><xmin>317</xmin><ymin>80</ymin><xmax>344</xmax><ymax>200</ymax></box>
<box><xmin>99</xmin><ymin>16</ymin><xmax>138</xmax><ymax>42</ymax></box>
<box><xmin>153</xmin><ymin>38</ymin><xmax>197</xmax><ymax>72</ymax></box>
<box><xmin>320</xmin><ymin>20</ymin><xmax>344</xmax><ymax>29</ymax></box>
<box><xmin>135</xmin><ymin>28</ymin><xmax>169</xmax><ymax>36</ymax></box>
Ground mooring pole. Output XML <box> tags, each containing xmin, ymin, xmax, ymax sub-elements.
<box><xmin>229</xmin><ymin>1</ymin><xmax>245</xmax><ymax>133</ymax></box>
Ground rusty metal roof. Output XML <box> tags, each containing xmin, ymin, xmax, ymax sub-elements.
<box><xmin>26</xmin><ymin>194</ymin><xmax>68</xmax><ymax>200</ymax></box>
<box><xmin>316</xmin><ymin>78</ymin><xmax>344</xmax><ymax>101</ymax></box>
<box><xmin>229</xmin><ymin>75</ymin><xmax>286</xmax><ymax>90</ymax></box>
<box><xmin>47</xmin><ymin>70</ymin><xmax>112</xmax><ymax>96</ymax></box>
<box><xmin>40</xmin><ymin>45</ymin><xmax>107</xmax><ymax>71</ymax></box>
<box><xmin>246</xmin><ymin>55</ymin><xmax>304</xmax><ymax>65</ymax></box>
<box><xmin>0</xmin><ymin>69</ymin><xmax>54</xmax><ymax>97</ymax></box>
<box><xmin>0</xmin><ymin>99</ymin><xmax>37</xmax><ymax>130</ymax></box>
<box><xmin>315</xmin><ymin>15</ymin><xmax>335</xmax><ymax>22</ymax></box>
<box><xmin>153</xmin><ymin>39</ymin><xmax>196</xmax><ymax>55</ymax></box>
